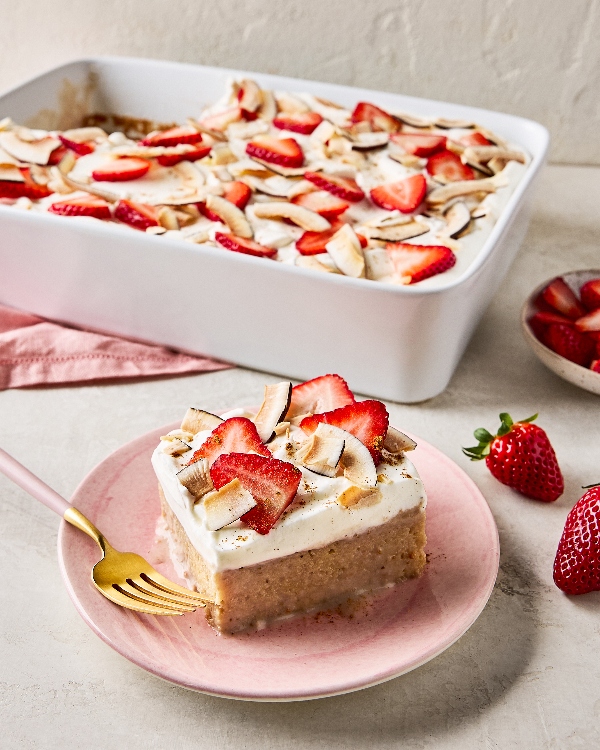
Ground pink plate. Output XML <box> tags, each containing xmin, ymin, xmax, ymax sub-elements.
<box><xmin>58</xmin><ymin>424</ymin><xmax>499</xmax><ymax>701</ymax></box>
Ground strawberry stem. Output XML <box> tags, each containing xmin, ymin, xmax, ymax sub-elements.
<box><xmin>462</xmin><ymin>412</ymin><xmax>539</xmax><ymax>462</ymax></box>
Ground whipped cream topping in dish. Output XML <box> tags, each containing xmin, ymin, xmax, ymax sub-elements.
<box><xmin>151</xmin><ymin>375</ymin><xmax>426</xmax><ymax>573</ymax></box>
<box><xmin>0</xmin><ymin>82</ymin><xmax>528</xmax><ymax>287</ymax></box>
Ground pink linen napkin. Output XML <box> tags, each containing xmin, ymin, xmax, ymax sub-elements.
<box><xmin>0</xmin><ymin>304</ymin><xmax>231</xmax><ymax>390</ymax></box>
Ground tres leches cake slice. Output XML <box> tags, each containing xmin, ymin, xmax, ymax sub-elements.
<box><xmin>152</xmin><ymin>374</ymin><xmax>426</xmax><ymax>633</ymax></box>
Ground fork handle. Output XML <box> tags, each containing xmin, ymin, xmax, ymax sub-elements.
<box><xmin>0</xmin><ymin>446</ymin><xmax>71</xmax><ymax>516</ymax></box>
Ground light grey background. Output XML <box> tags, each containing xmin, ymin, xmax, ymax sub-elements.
<box><xmin>0</xmin><ymin>0</ymin><xmax>599</xmax><ymax>164</ymax></box>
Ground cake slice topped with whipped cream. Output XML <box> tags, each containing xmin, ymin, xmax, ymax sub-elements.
<box><xmin>152</xmin><ymin>374</ymin><xmax>426</xmax><ymax>633</ymax></box>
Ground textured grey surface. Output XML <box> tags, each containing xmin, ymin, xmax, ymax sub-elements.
<box><xmin>0</xmin><ymin>0</ymin><xmax>599</xmax><ymax>164</ymax></box>
<box><xmin>1</xmin><ymin>164</ymin><xmax>599</xmax><ymax>746</ymax></box>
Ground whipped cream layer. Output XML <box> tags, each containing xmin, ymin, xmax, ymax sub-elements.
<box><xmin>151</xmin><ymin>409</ymin><xmax>426</xmax><ymax>573</ymax></box>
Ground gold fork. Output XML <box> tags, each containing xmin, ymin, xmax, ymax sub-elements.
<box><xmin>0</xmin><ymin>446</ymin><xmax>209</xmax><ymax>615</ymax></box>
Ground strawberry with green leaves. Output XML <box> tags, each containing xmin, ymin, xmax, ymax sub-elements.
<box><xmin>463</xmin><ymin>413</ymin><xmax>564</xmax><ymax>502</ymax></box>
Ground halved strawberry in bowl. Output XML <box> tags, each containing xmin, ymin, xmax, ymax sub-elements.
<box><xmin>300</xmin><ymin>399</ymin><xmax>389</xmax><ymax>464</ymax></box>
<box><xmin>427</xmin><ymin>150</ymin><xmax>474</xmax><ymax>182</ymax></box>
<box><xmin>390</xmin><ymin>132</ymin><xmax>447</xmax><ymax>157</ymax></box>
<box><xmin>140</xmin><ymin>126</ymin><xmax>204</xmax><ymax>148</ymax></box>
<box><xmin>48</xmin><ymin>195</ymin><xmax>112</xmax><ymax>219</ymax></box>
<box><xmin>215</xmin><ymin>232</ymin><xmax>277</xmax><ymax>258</ymax></box>
<box><xmin>304</xmin><ymin>171</ymin><xmax>364</xmax><ymax>202</ymax></box>
<box><xmin>544</xmin><ymin>323</ymin><xmax>595</xmax><ymax>367</ymax></box>
<box><xmin>541</xmin><ymin>278</ymin><xmax>586</xmax><ymax>319</ymax></box>
<box><xmin>189</xmin><ymin>417</ymin><xmax>271</xmax><ymax>467</ymax></box>
<box><xmin>386</xmin><ymin>242</ymin><xmax>456</xmax><ymax>284</ymax></box>
<box><xmin>286</xmin><ymin>373</ymin><xmax>355</xmax><ymax>418</ymax></box>
<box><xmin>246</xmin><ymin>137</ymin><xmax>304</xmax><ymax>168</ymax></box>
<box><xmin>157</xmin><ymin>144</ymin><xmax>211</xmax><ymax>167</ymax></box>
<box><xmin>370</xmin><ymin>174</ymin><xmax>427</xmax><ymax>213</ymax></box>
<box><xmin>351</xmin><ymin>102</ymin><xmax>400</xmax><ymax>132</ymax></box>
<box><xmin>210</xmin><ymin>453</ymin><xmax>302</xmax><ymax>535</ymax></box>
<box><xmin>273</xmin><ymin>111</ymin><xmax>323</xmax><ymax>135</ymax></box>
<box><xmin>580</xmin><ymin>279</ymin><xmax>600</xmax><ymax>311</ymax></box>
<box><xmin>291</xmin><ymin>190</ymin><xmax>350</xmax><ymax>220</ymax></box>
<box><xmin>92</xmin><ymin>157</ymin><xmax>151</xmax><ymax>182</ymax></box>
<box><xmin>114</xmin><ymin>199</ymin><xmax>159</xmax><ymax>230</ymax></box>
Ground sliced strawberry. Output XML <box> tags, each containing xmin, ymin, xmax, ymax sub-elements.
<box><xmin>140</xmin><ymin>126</ymin><xmax>203</xmax><ymax>148</ymax></box>
<box><xmin>390</xmin><ymin>132</ymin><xmax>446</xmax><ymax>157</ymax></box>
<box><xmin>580</xmin><ymin>279</ymin><xmax>600</xmax><ymax>311</ymax></box>
<box><xmin>58</xmin><ymin>135</ymin><xmax>95</xmax><ymax>155</ymax></box>
<box><xmin>370</xmin><ymin>174</ymin><xmax>427</xmax><ymax>213</ymax></box>
<box><xmin>427</xmin><ymin>149</ymin><xmax>474</xmax><ymax>182</ymax></box>
<box><xmin>545</xmin><ymin>323</ymin><xmax>595</xmax><ymax>367</ymax></box>
<box><xmin>287</xmin><ymin>374</ymin><xmax>355</xmax><ymax>418</ymax></box>
<box><xmin>47</xmin><ymin>145</ymin><xmax>70</xmax><ymax>165</ymax></box>
<box><xmin>528</xmin><ymin>311</ymin><xmax>574</xmax><ymax>341</ymax></box>
<box><xmin>351</xmin><ymin>102</ymin><xmax>400</xmax><ymax>132</ymax></box>
<box><xmin>210</xmin><ymin>453</ymin><xmax>302</xmax><ymax>535</ymax></box>
<box><xmin>114</xmin><ymin>199</ymin><xmax>159</xmax><ymax>230</ymax></box>
<box><xmin>273</xmin><ymin>111</ymin><xmax>323</xmax><ymax>135</ymax></box>
<box><xmin>92</xmin><ymin>157</ymin><xmax>150</xmax><ymax>182</ymax></box>
<box><xmin>223</xmin><ymin>180</ymin><xmax>252</xmax><ymax>210</ymax></box>
<box><xmin>215</xmin><ymin>232</ymin><xmax>277</xmax><ymax>258</ymax></box>
<box><xmin>48</xmin><ymin>195</ymin><xmax>111</xmax><ymax>219</ymax></box>
<box><xmin>246</xmin><ymin>137</ymin><xmax>304</xmax><ymax>168</ymax></box>
<box><xmin>575</xmin><ymin>308</ymin><xmax>600</xmax><ymax>333</ymax></box>
<box><xmin>188</xmin><ymin>417</ymin><xmax>271</xmax><ymax>468</ymax></box>
<box><xmin>591</xmin><ymin>359</ymin><xmax>600</xmax><ymax>373</ymax></box>
<box><xmin>304</xmin><ymin>171</ymin><xmax>364</xmax><ymax>202</ymax></box>
<box><xmin>291</xmin><ymin>190</ymin><xmax>349</xmax><ymax>219</ymax></box>
<box><xmin>0</xmin><ymin>168</ymin><xmax>52</xmax><ymax>200</ymax></box>
<box><xmin>300</xmin><ymin>400</ymin><xmax>389</xmax><ymax>464</ymax></box>
<box><xmin>295</xmin><ymin>220</ymin><xmax>344</xmax><ymax>256</ymax></box>
<box><xmin>542</xmin><ymin>278</ymin><xmax>586</xmax><ymax>319</ymax></box>
<box><xmin>156</xmin><ymin>144</ymin><xmax>211</xmax><ymax>167</ymax></box>
<box><xmin>199</xmin><ymin>106</ymin><xmax>243</xmax><ymax>132</ymax></box>
<box><xmin>386</xmin><ymin>242</ymin><xmax>456</xmax><ymax>284</ymax></box>
<box><xmin>459</xmin><ymin>131</ymin><xmax>493</xmax><ymax>147</ymax></box>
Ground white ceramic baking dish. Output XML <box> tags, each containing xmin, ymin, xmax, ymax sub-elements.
<box><xmin>0</xmin><ymin>57</ymin><xmax>549</xmax><ymax>402</ymax></box>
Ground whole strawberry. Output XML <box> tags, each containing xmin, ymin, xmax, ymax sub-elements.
<box><xmin>554</xmin><ymin>485</ymin><xmax>600</xmax><ymax>594</ymax></box>
<box><xmin>463</xmin><ymin>413</ymin><xmax>564</xmax><ymax>502</ymax></box>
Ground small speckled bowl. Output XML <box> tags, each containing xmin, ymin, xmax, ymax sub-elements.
<box><xmin>521</xmin><ymin>269</ymin><xmax>600</xmax><ymax>396</ymax></box>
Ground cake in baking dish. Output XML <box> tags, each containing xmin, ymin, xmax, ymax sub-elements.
<box><xmin>151</xmin><ymin>374</ymin><xmax>426</xmax><ymax>633</ymax></box>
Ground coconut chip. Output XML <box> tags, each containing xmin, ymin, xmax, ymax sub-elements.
<box><xmin>252</xmin><ymin>201</ymin><xmax>330</xmax><ymax>232</ymax></box>
<box><xmin>206</xmin><ymin>194</ymin><xmax>253</xmax><ymax>237</ymax></box>
<box><xmin>202</xmin><ymin>478</ymin><xmax>257</xmax><ymax>531</ymax></box>
<box><xmin>325</xmin><ymin>224</ymin><xmax>365</xmax><ymax>278</ymax></box>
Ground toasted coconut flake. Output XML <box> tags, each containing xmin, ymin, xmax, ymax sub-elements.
<box><xmin>162</xmin><ymin>437</ymin><xmax>192</xmax><ymax>456</ymax></box>
<box><xmin>245</xmin><ymin>175</ymin><xmax>296</xmax><ymax>198</ymax></box>
<box><xmin>426</xmin><ymin>175</ymin><xmax>506</xmax><ymax>206</ymax></box>
<box><xmin>435</xmin><ymin>117</ymin><xmax>475</xmax><ymax>129</ymax></box>
<box><xmin>176</xmin><ymin>458</ymin><xmax>214</xmax><ymax>502</ymax></box>
<box><xmin>377</xmin><ymin>473</ymin><xmax>393</xmax><ymax>485</ymax></box>
<box><xmin>157</xmin><ymin>206</ymin><xmax>180</xmax><ymax>231</ymax></box>
<box><xmin>487</xmin><ymin>156</ymin><xmax>507</xmax><ymax>175</ymax></box>
<box><xmin>206</xmin><ymin>194</ymin><xmax>253</xmax><ymax>238</ymax></box>
<box><xmin>275</xmin><ymin>92</ymin><xmax>310</xmax><ymax>114</ymax></box>
<box><xmin>326</xmin><ymin>136</ymin><xmax>352</xmax><ymax>156</ymax></box>
<box><xmin>62</xmin><ymin>127</ymin><xmax>107</xmax><ymax>143</ymax></box>
<box><xmin>0</xmin><ymin>131</ymin><xmax>60</xmax><ymax>165</ymax></box>
<box><xmin>0</xmin><ymin>117</ymin><xmax>12</xmax><ymax>131</ymax></box>
<box><xmin>337</xmin><ymin>485</ymin><xmax>382</xmax><ymax>508</ymax></box>
<box><xmin>250</xmin><ymin>158</ymin><xmax>307</xmax><ymax>177</ymax></box>
<box><xmin>227</xmin><ymin>119</ymin><xmax>270</xmax><ymax>140</ymax></box>
<box><xmin>238</xmin><ymin>79</ymin><xmax>262</xmax><ymax>113</ymax></box>
<box><xmin>395</xmin><ymin>113</ymin><xmax>433</xmax><ymax>129</ymax></box>
<box><xmin>253</xmin><ymin>381</ymin><xmax>292</xmax><ymax>442</ymax></box>
<box><xmin>227</xmin><ymin>158</ymin><xmax>274</xmax><ymax>177</ymax></box>
<box><xmin>253</xmin><ymin>201</ymin><xmax>330</xmax><ymax>231</ymax></box>
<box><xmin>364</xmin><ymin>247</ymin><xmax>395</xmax><ymax>281</ymax></box>
<box><xmin>384</xmin><ymin>426</ymin><xmax>417</xmax><ymax>453</ymax></box>
<box><xmin>146</xmin><ymin>226</ymin><xmax>167</xmax><ymax>235</ymax></box>
<box><xmin>296</xmin><ymin>433</ymin><xmax>345</xmax><ymax>477</ymax></box>
<box><xmin>63</xmin><ymin>174</ymin><xmax>119</xmax><ymax>202</ymax></box>
<box><xmin>310</xmin><ymin>120</ymin><xmax>337</xmax><ymax>144</ymax></box>
<box><xmin>203</xmin><ymin>478</ymin><xmax>257</xmax><ymax>531</ymax></box>
<box><xmin>273</xmin><ymin>421</ymin><xmax>291</xmax><ymax>437</ymax></box>
<box><xmin>388</xmin><ymin>150</ymin><xmax>425</xmax><ymax>169</ymax></box>
<box><xmin>287</xmin><ymin>179</ymin><xmax>316</xmax><ymax>199</ymax></box>
<box><xmin>325</xmin><ymin>224</ymin><xmax>365</xmax><ymax>278</ymax></box>
<box><xmin>350</xmin><ymin>131</ymin><xmax>389</xmax><ymax>150</ymax></box>
<box><xmin>258</xmin><ymin>89</ymin><xmax>277</xmax><ymax>121</ymax></box>
<box><xmin>471</xmin><ymin>204</ymin><xmax>488</xmax><ymax>219</ymax></box>
<box><xmin>295</xmin><ymin>255</ymin><xmax>338</xmax><ymax>273</ymax></box>
<box><xmin>181</xmin><ymin>407</ymin><xmax>224</xmax><ymax>434</ymax></box>
<box><xmin>439</xmin><ymin>201</ymin><xmax>471</xmax><ymax>239</ymax></box>
<box><xmin>188</xmin><ymin>117</ymin><xmax>228</xmax><ymax>142</ymax></box>
<box><xmin>315</xmin><ymin>423</ymin><xmax>377</xmax><ymax>488</ymax></box>
<box><xmin>362</xmin><ymin>220</ymin><xmax>429</xmax><ymax>242</ymax></box>
<box><xmin>464</xmin><ymin>146</ymin><xmax>526</xmax><ymax>165</ymax></box>
<box><xmin>57</xmin><ymin>150</ymin><xmax>77</xmax><ymax>175</ymax></box>
<box><xmin>0</xmin><ymin>164</ymin><xmax>25</xmax><ymax>182</ymax></box>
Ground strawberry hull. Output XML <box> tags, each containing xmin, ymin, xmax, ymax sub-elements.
<box><xmin>0</xmin><ymin>57</ymin><xmax>548</xmax><ymax>402</ymax></box>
